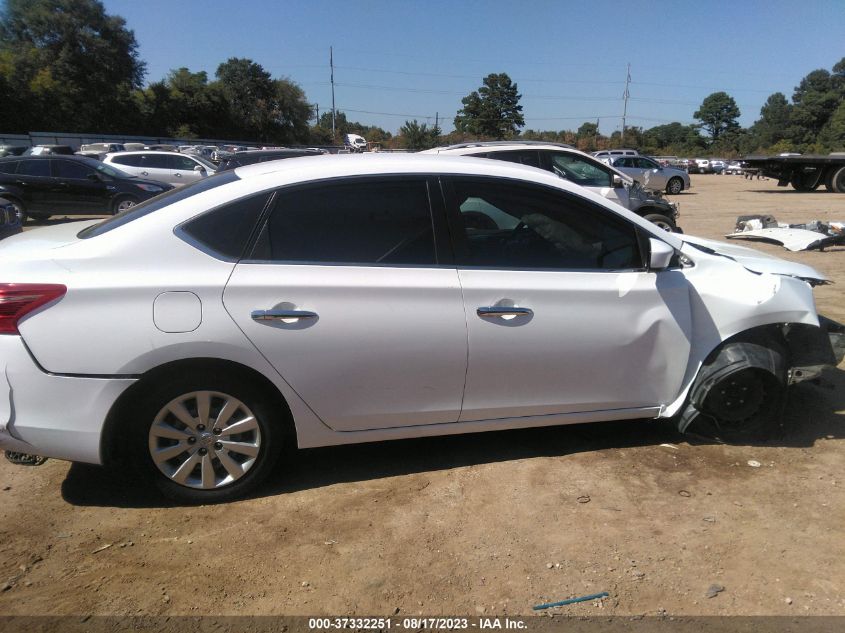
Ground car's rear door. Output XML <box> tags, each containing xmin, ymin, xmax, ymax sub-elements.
<box><xmin>442</xmin><ymin>176</ymin><xmax>691</xmax><ymax>422</ymax></box>
<box><xmin>13</xmin><ymin>159</ymin><xmax>52</xmax><ymax>212</ymax></box>
<box><xmin>223</xmin><ymin>176</ymin><xmax>468</xmax><ymax>432</ymax></box>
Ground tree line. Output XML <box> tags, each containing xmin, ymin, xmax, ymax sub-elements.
<box><xmin>1</xmin><ymin>0</ymin><xmax>843</xmax><ymax>155</ymax></box>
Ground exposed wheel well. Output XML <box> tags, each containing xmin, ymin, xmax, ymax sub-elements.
<box><xmin>100</xmin><ymin>358</ymin><xmax>295</xmax><ymax>466</ymax></box>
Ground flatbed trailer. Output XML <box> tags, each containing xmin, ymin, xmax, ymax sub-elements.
<box><xmin>743</xmin><ymin>154</ymin><xmax>845</xmax><ymax>192</ymax></box>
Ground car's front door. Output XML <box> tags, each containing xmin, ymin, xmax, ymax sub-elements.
<box><xmin>443</xmin><ymin>176</ymin><xmax>691</xmax><ymax>422</ymax></box>
<box><xmin>223</xmin><ymin>177</ymin><xmax>468</xmax><ymax>432</ymax></box>
<box><xmin>633</xmin><ymin>157</ymin><xmax>666</xmax><ymax>190</ymax></box>
<box><xmin>168</xmin><ymin>154</ymin><xmax>206</xmax><ymax>186</ymax></box>
<box><xmin>50</xmin><ymin>159</ymin><xmax>111</xmax><ymax>213</ymax></box>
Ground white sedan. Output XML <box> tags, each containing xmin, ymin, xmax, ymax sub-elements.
<box><xmin>0</xmin><ymin>155</ymin><xmax>841</xmax><ymax>502</ymax></box>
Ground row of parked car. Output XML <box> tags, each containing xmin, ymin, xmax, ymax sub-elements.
<box><xmin>0</xmin><ymin>147</ymin><xmax>326</xmax><ymax>228</ymax></box>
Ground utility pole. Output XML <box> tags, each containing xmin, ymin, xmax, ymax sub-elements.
<box><xmin>330</xmin><ymin>46</ymin><xmax>336</xmax><ymax>139</ymax></box>
<box><xmin>621</xmin><ymin>63</ymin><xmax>630</xmax><ymax>144</ymax></box>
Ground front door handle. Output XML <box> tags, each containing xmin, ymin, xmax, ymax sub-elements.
<box><xmin>251</xmin><ymin>309</ymin><xmax>318</xmax><ymax>321</ymax></box>
<box><xmin>477</xmin><ymin>306</ymin><xmax>533</xmax><ymax>318</ymax></box>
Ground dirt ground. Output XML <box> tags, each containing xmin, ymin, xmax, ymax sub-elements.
<box><xmin>1</xmin><ymin>175</ymin><xmax>844</xmax><ymax>618</ymax></box>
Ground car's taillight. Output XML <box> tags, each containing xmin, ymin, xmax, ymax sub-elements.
<box><xmin>0</xmin><ymin>284</ymin><xmax>67</xmax><ymax>335</ymax></box>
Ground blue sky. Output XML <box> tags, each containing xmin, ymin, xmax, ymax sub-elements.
<box><xmin>104</xmin><ymin>0</ymin><xmax>845</xmax><ymax>135</ymax></box>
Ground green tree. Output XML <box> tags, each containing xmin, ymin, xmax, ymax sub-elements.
<box><xmin>694</xmin><ymin>92</ymin><xmax>740</xmax><ymax>141</ymax></box>
<box><xmin>789</xmin><ymin>69</ymin><xmax>841</xmax><ymax>146</ymax></box>
<box><xmin>454</xmin><ymin>72</ymin><xmax>524</xmax><ymax>138</ymax></box>
<box><xmin>0</xmin><ymin>0</ymin><xmax>145</xmax><ymax>132</ymax></box>
<box><xmin>215</xmin><ymin>57</ymin><xmax>276</xmax><ymax>139</ymax></box>
<box><xmin>747</xmin><ymin>92</ymin><xmax>791</xmax><ymax>149</ymax></box>
<box><xmin>399</xmin><ymin>119</ymin><xmax>440</xmax><ymax>150</ymax></box>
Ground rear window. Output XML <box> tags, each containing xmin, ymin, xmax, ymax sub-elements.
<box><xmin>78</xmin><ymin>170</ymin><xmax>240</xmax><ymax>239</ymax></box>
<box><xmin>17</xmin><ymin>160</ymin><xmax>50</xmax><ymax>176</ymax></box>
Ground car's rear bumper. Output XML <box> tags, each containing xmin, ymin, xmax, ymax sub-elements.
<box><xmin>0</xmin><ymin>336</ymin><xmax>135</xmax><ymax>464</ymax></box>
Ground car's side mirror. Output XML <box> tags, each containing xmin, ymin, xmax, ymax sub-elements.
<box><xmin>193</xmin><ymin>165</ymin><xmax>205</xmax><ymax>172</ymax></box>
<box><xmin>612</xmin><ymin>175</ymin><xmax>624</xmax><ymax>188</ymax></box>
<box><xmin>649</xmin><ymin>238</ymin><xmax>675</xmax><ymax>270</ymax></box>
<box><xmin>87</xmin><ymin>172</ymin><xmax>103</xmax><ymax>182</ymax></box>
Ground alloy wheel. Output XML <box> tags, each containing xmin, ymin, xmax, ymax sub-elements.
<box><xmin>148</xmin><ymin>390</ymin><xmax>262</xmax><ymax>490</ymax></box>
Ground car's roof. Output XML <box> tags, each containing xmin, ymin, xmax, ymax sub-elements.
<box><xmin>423</xmin><ymin>142</ymin><xmax>576</xmax><ymax>155</ymax></box>
<box><xmin>105</xmin><ymin>150</ymin><xmax>197</xmax><ymax>157</ymax></box>
<box><xmin>233</xmin><ymin>149</ymin><xmax>322</xmax><ymax>156</ymax></box>
<box><xmin>0</xmin><ymin>154</ymin><xmax>94</xmax><ymax>163</ymax></box>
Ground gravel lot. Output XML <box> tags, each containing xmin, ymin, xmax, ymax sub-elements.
<box><xmin>1</xmin><ymin>174</ymin><xmax>844</xmax><ymax>617</ymax></box>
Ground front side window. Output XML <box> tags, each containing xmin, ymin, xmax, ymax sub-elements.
<box><xmin>53</xmin><ymin>160</ymin><xmax>94</xmax><ymax>179</ymax></box>
<box><xmin>449</xmin><ymin>178</ymin><xmax>642</xmax><ymax>271</ymax></box>
<box><xmin>171</xmin><ymin>155</ymin><xmax>200</xmax><ymax>171</ymax></box>
<box><xmin>637</xmin><ymin>157</ymin><xmax>659</xmax><ymax>169</ymax></box>
<box><xmin>549</xmin><ymin>153</ymin><xmax>612</xmax><ymax>187</ymax></box>
<box><xmin>249</xmin><ymin>179</ymin><xmax>436</xmax><ymax>266</ymax></box>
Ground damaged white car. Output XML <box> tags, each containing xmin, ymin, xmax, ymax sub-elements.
<box><xmin>1</xmin><ymin>155</ymin><xmax>842</xmax><ymax>502</ymax></box>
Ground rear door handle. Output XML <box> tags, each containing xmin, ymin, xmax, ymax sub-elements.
<box><xmin>251</xmin><ymin>309</ymin><xmax>318</xmax><ymax>321</ymax></box>
<box><xmin>477</xmin><ymin>306</ymin><xmax>533</xmax><ymax>318</ymax></box>
<box><xmin>141</xmin><ymin>171</ymin><xmax>149</xmax><ymax>176</ymax></box>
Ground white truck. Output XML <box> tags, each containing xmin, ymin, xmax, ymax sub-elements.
<box><xmin>344</xmin><ymin>133</ymin><xmax>368</xmax><ymax>153</ymax></box>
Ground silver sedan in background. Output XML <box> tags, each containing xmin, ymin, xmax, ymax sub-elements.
<box><xmin>608</xmin><ymin>156</ymin><xmax>691</xmax><ymax>194</ymax></box>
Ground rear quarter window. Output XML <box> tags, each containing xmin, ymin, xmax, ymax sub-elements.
<box><xmin>179</xmin><ymin>192</ymin><xmax>272</xmax><ymax>261</ymax></box>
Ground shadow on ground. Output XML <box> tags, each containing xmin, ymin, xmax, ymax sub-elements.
<box><xmin>61</xmin><ymin>369</ymin><xmax>845</xmax><ymax>509</ymax></box>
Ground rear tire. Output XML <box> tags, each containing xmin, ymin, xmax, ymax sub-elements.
<box><xmin>666</xmin><ymin>177</ymin><xmax>683</xmax><ymax>195</ymax></box>
<box><xmin>643</xmin><ymin>213</ymin><xmax>676</xmax><ymax>232</ymax></box>
<box><xmin>790</xmin><ymin>171</ymin><xmax>821</xmax><ymax>191</ymax></box>
<box><xmin>830</xmin><ymin>166</ymin><xmax>845</xmax><ymax>194</ymax></box>
<box><xmin>126</xmin><ymin>370</ymin><xmax>286</xmax><ymax>503</ymax></box>
<box><xmin>111</xmin><ymin>195</ymin><xmax>139</xmax><ymax>215</ymax></box>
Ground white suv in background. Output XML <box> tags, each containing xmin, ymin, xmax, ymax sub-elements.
<box><xmin>422</xmin><ymin>142</ymin><xmax>680</xmax><ymax>231</ymax></box>
<box><xmin>104</xmin><ymin>151</ymin><xmax>216</xmax><ymax>187</ymax></box>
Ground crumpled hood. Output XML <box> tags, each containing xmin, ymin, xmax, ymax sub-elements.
<box><xmin>679</xmin><ymin>234</ymin><xmax>828</xmax><ymax>282</ymax></box>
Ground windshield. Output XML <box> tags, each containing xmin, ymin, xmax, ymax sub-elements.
<box><xmin>95</xmin><ymin>161</ymin><xmax>132</xmax><ymax>179</ymax></box>
<box><xmin>78</xmin><ymin>170</ymin><xmax>239</xmax><ymax>239</ymax></box>
<box><xmin>192</xmin><ymin>155</ymin><xmax>217</xmax><ymax>170</ymax></box>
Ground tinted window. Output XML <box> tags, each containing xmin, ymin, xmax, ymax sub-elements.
<box><xmin>111</xmin><ymin>154</ymin><xmax>142</xmax><ymax>167</ymax></box>
<box><xmin>450</xmin><ymin>179</ymin><xmax>641</xmax><ymax>270</ymax></box>
<box><xmin>637</xmin><ymin>157</ymin><xmax>658</xmax><ymax>169</ymax></box>
<box><xmin>16</xmin><ymin>160</ymin><xmax>50</xmax><ymax>177</ymax></box>
<box><xmin>180</xmin><ymin>192</ymin><xmax>271</xmax><ymax>260</ymax></box>
<box><xmin>140</xmin><ymin>154</ymin><xmax>171</xmax><ymax>169</ymax></box>
<box><xmin>550</xmin><ymin>153</ymin><xmax>612</xmax><ymax>187</ymax></box>
<box><xmin>54</xmin><ymin>160</ymin><xmax>95</xmax><ymax>179</ymax></box>
<box><xmin>172</xmin><ymin>155</ymin><xmax>198</xmax><ymax>171</ymax></box>
<box><xmin>251</xmin><ymin>179</ymin><xmax>436</xmax><ymax>265</ymax></box>
<box><xmin>0</xmin><ymin>161</ymin><xmax>19</xmax><ymax>174</ymax></box>
<box><xmin>487</xmin><ymin>150</ymin><xmax>541</xmax><ymax>169</ymax></box>
<box><xmin>78</xmin><ymin>170</ymin><xmax>240</xmax><ymax>239</ymax></box>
